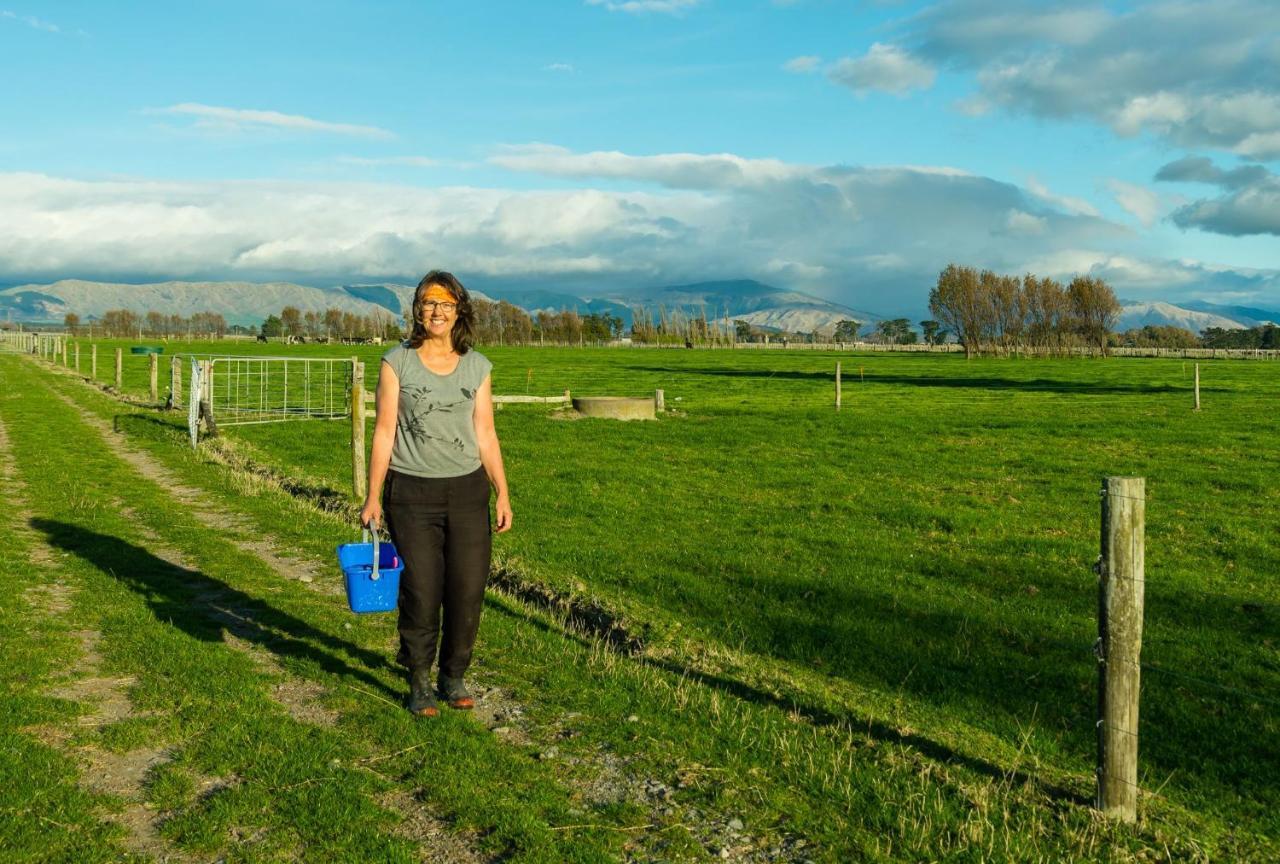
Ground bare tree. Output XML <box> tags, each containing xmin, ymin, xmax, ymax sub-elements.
<box><xmin>929</xmin><ymin>264</ymin><xmax>986</xmax><ymax>358</ymax></box>
<box><xmin>1023</xmin><ymin>275</ymin><xmax>1066</xmax><ymax>354</ymax></box>
<box><xmin>1067</xmin><ymin>275</ymin><xmax>1122</xmax><ymax>355</ymax></box>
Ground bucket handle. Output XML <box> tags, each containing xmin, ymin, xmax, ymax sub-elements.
<box><xmin>362</xmin><ymin>518</ymin><xmax>381</xmax><ymax>581</ymax></box>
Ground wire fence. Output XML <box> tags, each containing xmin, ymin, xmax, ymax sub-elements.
<box><xmin>183</xmin><ymin>354</ymin><xmax>355</xmax><ymax>427</ymax></box>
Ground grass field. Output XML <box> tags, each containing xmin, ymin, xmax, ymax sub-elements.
<box><xmin>4</xmin><ymin>340</ymin><xmax>1278</xmax><ymax>861</ymax></box>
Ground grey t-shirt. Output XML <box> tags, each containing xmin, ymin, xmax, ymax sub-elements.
<box><xmin>380</xmin><ymin>343</ymin><xmax>493</xmax><ymax>478</ymax></box>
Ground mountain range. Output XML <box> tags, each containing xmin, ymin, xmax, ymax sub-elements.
<box><xmin>0</xmin><ymin>278</ymin><xmax>880</xmax><ymax>336</ymax></box>
<box><xmin>0</xmin><ymin>278</ymin><xmax>1274</xmax><ymax>337</ymax></box>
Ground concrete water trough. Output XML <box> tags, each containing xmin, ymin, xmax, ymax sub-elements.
<box><xmin>571</xmin><ymin>395</ymin><xmax>657</xmax><ymax>421</ymax></box>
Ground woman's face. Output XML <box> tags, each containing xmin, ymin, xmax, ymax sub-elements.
<box><xmin>419</xmin><ymin>284</ymin><xmax>458</xmax><ymax>340</ymax></box>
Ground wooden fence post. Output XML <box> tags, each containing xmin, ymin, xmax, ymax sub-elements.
<box><xmin>61</xmin><ymin>339</ymin><xmax>68</xmax><ymax>366</ymax></box>
<box><xmin>1194</xmin><ymin>363</ymin><xmax>1201</xmax><ymax>411</ymax></box>
<box><xmin>198</xmin><ymin>360</ymin><xmax>217</xmax><ymax>438</ymax></box>
<box><xmin>350</xmin><ymin>359</ymin><xmax>367</xmax><ymax>501</ymax></box>
<box><xmin>149</xmin><ymin>353</ymin><xmax>159</xmax><ymax>401</ymax></box>
<box><xmin>835</xmin><ymin>362</ymin><xmax>842</xmax><ymax>411</ymax></box>
<box><xmin>171</xmin><ymin>356</ymin><xmax>182</xmax><ymax>407</ymax></box>
<box><xmin>1096</xmin><ymin>476</ymin><xmax>1145</xmax><ymax>824</ymax></box>
<box><xmin>655</xmin><ymin>388</ymin><xmax>665</xmax><ymax>412</ymax></box>
<box><xmin>114</xmin><ymin>348</ymin><xmax>123</xmax><ymax>390</ymax></box>
<box><xmin>91</xmin><ymin>344</ymin><xmax>97</xmax><ymax>379</ymax></box>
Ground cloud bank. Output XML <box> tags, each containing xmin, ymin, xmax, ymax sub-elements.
<box><xmin>2</xmin><ymin>145</ymin><xmax>1275</xmax><ymax>310</ymax></box>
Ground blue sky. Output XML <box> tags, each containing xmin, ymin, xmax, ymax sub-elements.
<box><xmin>2</xmin><ymin>0</ymin><xmax>1277</xmax><ymax>314</ymax></box>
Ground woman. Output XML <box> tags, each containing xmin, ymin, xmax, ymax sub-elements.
<box><xmin>360</xmin><ymin>270</ymin><xmax>513</xmax><ymax>718</ymax></box>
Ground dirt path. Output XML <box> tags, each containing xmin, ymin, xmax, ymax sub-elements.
<box><xmin>34</xmin><ymin>376</ymin><xmax>500</xmax><ymax>863</ymax></box>
<box><xmin>46</xmin><ymin>384</ymin><xmax>339</xmax><ymax>595</ymax></box>
<box><xmin>0</xmin><ymin>409</ymin><xmax>200</xmax><ymax>862</ymax></box>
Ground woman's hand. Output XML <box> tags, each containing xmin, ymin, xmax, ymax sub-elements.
<box><xmin>359</xmin><ymin>498</ymin><xmax>383</xmax><ymax>531</ymax></box>
<box><xmin>494</xmin><ymin>494</ymin><xmax>513</xmax><ymax>533</ymax></box>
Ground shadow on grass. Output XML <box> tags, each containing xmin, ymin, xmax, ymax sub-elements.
<box><xmin>631</xmin><ymin>366</ymin><xmax>1201</xmax><ymax>395</ymax></box>
<box><xmin>32</xmin><ymin>518</ymin><xmax>403</xmax><ymax>703</ymax></box>
<box><xmin>483</xmin><ymin>593</ymin><xmax>1091</xmax><ymax>808</ymax></box>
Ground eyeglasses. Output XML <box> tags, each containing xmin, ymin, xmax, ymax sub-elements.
<box><xmin>421</xmin><ymin>301</ymin><xmax>457</xmax><ymax>313</ymax></box>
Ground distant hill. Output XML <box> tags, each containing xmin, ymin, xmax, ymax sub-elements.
<box><xmin>476</xmin><ymin>279</ymin><xmax>880</xmax><ymax>335</ymax></box>
<box><xmin>1118</xmin><ymin>301</ymin><xmax>1248</xmax><ymax>333</ymax></box>
<box><xmin>17</xmin><ymin>277</ymin><xmax>1265</xmax><ymax>341</ymax></box>
<box><xmin>1180</xmin><ymin>300</ymin><xmax>1278</xmax><ymax>328</ymax></box>
<box><xmin>0</xmin><ymin>279</ymin><xmax>400</xmax><ymax>326</ymax></box>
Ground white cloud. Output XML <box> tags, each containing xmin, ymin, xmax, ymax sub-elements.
<box><xmin>489</xmin><ymin>143</ymin><xmax>806</xmax><ymax>189</ymax></box>
<box><xmin>544</xmin><ymin>62</ymin><xmax>576</xmax><ymax>73</ymax></box>
<box><xmin>2</xmin><ymin>146</ymin><xmax>1273</xmax><ymax>308</ymax></box>
<box><xmin>585</xmin><ymin>0</ymin><xmax>701</xmax><ymax>13</ymax></box>
<box><xmin>155</xmin><ymin>103</ymin><xmax>394</xmax><ymax>139</ymax></box>
<box><xmin>783</xmin><ymin>55</ymin><xmax>821</xmax><ymax>73</ymax></box>
<box><xmin>829</xmin><ymin>43</ymin><xmax>936</xmax><ymax>96</ymax></box>
<box><xmin>1025</xmin><ymin>177</ymin><xmax>1100</xmax><ymax>218</ymax></box>
<box><xmin>851</xmin><ymin>0</ymin><xmax>1280</xmax><ymax>159</ymax></box>
<box><xmin>1106</xmin><ymin>179</ymin><xmax>1162</xmax><ymax>227</ymax></box>
<box><xmin>1004</xmin><ymin>209</ymin><xmax>1046</xmax><ymax>235</ymax></box>
<box><xmin>1</xmin><ymin>10</ymin><xmax>59</xmax><ymax>32</ymax></box>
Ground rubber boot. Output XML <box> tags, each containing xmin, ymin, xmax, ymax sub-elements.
<box><xmin>408</xmin><ymin>668</ymin><xmax>439</xmax><ymax>717</ymax></box>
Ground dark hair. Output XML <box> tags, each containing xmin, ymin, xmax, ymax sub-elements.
<box><xmin>407</xmin><ymin>270</ymin><xmax>475</xmax><ymax>353</ymax></box>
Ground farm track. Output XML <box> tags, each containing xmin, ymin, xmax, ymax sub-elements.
<box><xmin>15</xmin><ymin>364</ymin><xmax>504</xmax><ymax>863</ymax></box>
<box><xmin>0</xmin><ymin>409</ymin><xmax>201</xmax><ymax>862</ymax></box>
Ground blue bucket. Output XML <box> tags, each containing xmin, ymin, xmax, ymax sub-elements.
<box><xmin>336</xmin><ymin>526</ymin><xmax>403</xmax><ymax>614</ymax></box>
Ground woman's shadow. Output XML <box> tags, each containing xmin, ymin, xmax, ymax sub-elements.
<box><xmin>32</xmin><ymin>518</ymin><xmax>403</xmax><ymax>702</ymax></box>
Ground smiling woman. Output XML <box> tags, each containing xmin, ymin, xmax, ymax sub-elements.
<box><xmin>359</xmin><ymin>270</ymin><xmax>513</xmax><ymax>718</ymax></box>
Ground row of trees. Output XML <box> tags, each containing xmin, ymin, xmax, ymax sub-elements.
<box><xmin>262</xmin><ymin>306</ymin><xmax>402</xmax><ymax>341</ymax></box>
<box><xmin>928</xmin><ymin>264</ymin><xmax>1123</xmax><ymax>357</ymax></box>
<box><xmin>67</xmin><ymin>310</ymin><xmax>232</xmax><ymax>338</ymax></box>
<box><xmin>1199</xmin><ymin>324</ymin><xmax>1280</xmax><ymax>350</ymax></box>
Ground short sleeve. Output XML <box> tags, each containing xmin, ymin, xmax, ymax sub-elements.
<box><xmin>471</xmin><ymin>350</ymin><xmax>492</xmax><ymax>385</ymax></box>
<box><xmin>380</xmin><ymin>343</ymin><xmax>408</xmax><ymax>381</ymax></box>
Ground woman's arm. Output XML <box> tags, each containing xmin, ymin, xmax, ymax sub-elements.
<box><xmin>473</xmin><ymin>373</ymin><xmax>512</xmax><ymax>533</ymax></box>
<box><xmin>359</xmin><ymin>360</ymin><xmax>399</xmax><ymax>529</ymax></box>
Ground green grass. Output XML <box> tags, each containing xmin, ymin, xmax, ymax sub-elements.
<box><xmin>5</xmin><ymin>344</ymin><xmax>1278</xmax><ymax>860</ymax></box>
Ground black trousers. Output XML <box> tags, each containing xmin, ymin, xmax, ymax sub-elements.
<box><xmin>382</xmin><ymin>467</ymin><xmax>492</xmax><ymax>678</ymax></box>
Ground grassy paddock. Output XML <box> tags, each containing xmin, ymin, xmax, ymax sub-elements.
<box><xmin>8</xmin><ymin>342</ymin><xmax>1279</xmax><ymax>858</ymax></box>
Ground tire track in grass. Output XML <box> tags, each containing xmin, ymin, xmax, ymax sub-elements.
<box><xmin>22</xmin><ymin>361</ymin><xmax>512</xmax><ymax>864</ymax></box>
<box><xmin>0</xmin><ymin>408</ymin><xmax>199</xmax><ymax>862</ymax></box>
<box><xmin>44</xmin><ymin>383</ymin><xmax>338</xmax><ymax>595</ymax></box>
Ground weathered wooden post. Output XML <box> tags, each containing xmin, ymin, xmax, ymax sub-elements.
<box><xmin>149</xmin><ymin>353</ymin><xmax>159</xmax><ymax>402</ymax></box>
<box><xmin>114</xmin><ymin>348</ymin><xmax>123</xmax><ymax>390</ymax></box>
<box><xmin>350</xmin><ymin>359</ymin><xmax>367</xmax><ymax>500</ymax></box>
<box><xmin>91</xmin><ymin>344</ymin><xmax>98</xmax><ymax>379</ymax></box>
<box><xmin>1194</xmin><ymin>363</ymin><xmax>1201</xmax><ymax>411</ymax></box>
<box><xmin>835</xmin><ymin>362</ymin><xmax>842</xmax><ymax>412</ymax></box>
<box><xmin>564</xmin><ymin>388</ymin><xmax>571</xmax><ymax>405</ymax></box>
<box><xmin>61</xmin><ymin>338</ymin><xmax>68</xmax><ymax>366</ymax></box>
<box><xmin>655</xmin><ymin>388</ymin><xmax>665</xmax><ymax>412</ymax></box>
<box><xmin>171</xmin><ymin>356</ymin><xmax>182</xmax><ymax>407</ymax></box>
<box><xmin>74</xmin><ymin>343</ymin><xmax>80</xmax><ymax>373</ymax></box>
<box><xmin>198</xmin><ymin>360</ymin><xmax>217</xmax><ymax>437</ymax></box>
<box><xmin>1096</xmin><ymin>476</ymin><xmax>1145</xmax><ymax>824</ymax></box>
